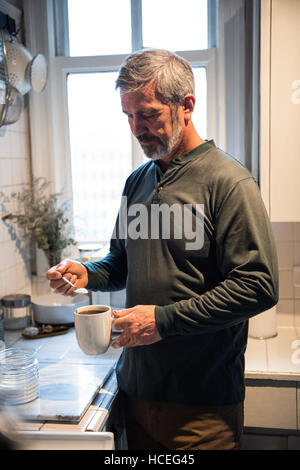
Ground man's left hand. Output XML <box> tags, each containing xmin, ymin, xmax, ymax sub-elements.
<box><xmin>111</xmin><ymin>305</ymin><xmax>162</xmax><ymax>348</ymax></box>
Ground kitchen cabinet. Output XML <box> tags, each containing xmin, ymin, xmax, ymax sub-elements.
<box><xmin>260</xmin><ymin>0</ymin><xmax>300</xmax><ymax>221</ymax></box>
<box><xmin>243</xmin><ymin>325</ymin><xmax>300</xmax><ymax>450</ymax></box>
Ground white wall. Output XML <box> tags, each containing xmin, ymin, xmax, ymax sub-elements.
<box><xmin>0</xmin><ymin>105</ymin><xmax>32</xmax><ymax>299</ymax></box>
<box><xmin>260</xmin><ymin>0</ymin><xmax>300</xmax><ymax>221</ymax></box>
<box><xmin>272</xmin><ymin>222</ymin><xmax>300</xmax><ymax>327</ymax></box>
<box><xmin>0</xmin><ymin>0</ymin><xmax>33</xmax><ymax>301</ymax></box>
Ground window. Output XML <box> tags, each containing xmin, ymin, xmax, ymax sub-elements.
<box><xmin>141</xmin><ymin>0</ymin><xmax>208</xmax><ymax>51</ymax></box>
<box><xmin>67</xmin><ymin>72</ymin><xmax>132</xmax><ymax>242</ymax></box>
<box><xmin>26</xmin><ymin>0</ymin><xmax>218</xmax><ymax>245</ymax></box>
<box><xmin>67</xmin><ymin>0</ymin><xmax>132</xmax><ymax>56</ymax></box>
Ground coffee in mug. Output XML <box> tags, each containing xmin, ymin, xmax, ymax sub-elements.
<box><xmin>74</xmin><ymin>305</ymin><xmax>113</xmax><ymax>355</ymax></box>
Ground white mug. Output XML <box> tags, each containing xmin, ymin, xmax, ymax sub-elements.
<box><xmin>74</xmin><ymin>305</ymin><xmax>113</xmax><ymax>355</ymax></box>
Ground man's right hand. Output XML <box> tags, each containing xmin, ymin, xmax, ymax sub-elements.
<box><xmin>46</xmin><ymin>259</ymin><xmax>89</xmax><ymax>297</ymax></box>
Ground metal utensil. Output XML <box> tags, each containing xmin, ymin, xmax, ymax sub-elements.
<box><xmin>62</xmin><ymin>277</ymin><xmax>89</xmax><ymax>295</ymax></box>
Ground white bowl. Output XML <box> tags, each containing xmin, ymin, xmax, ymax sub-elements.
<box><xmin>32</xmin><ymin>293</ymin><xmax>89</xmax><ymax>325</ymax></box>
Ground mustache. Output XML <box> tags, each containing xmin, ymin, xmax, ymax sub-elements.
<box><xmin>137</xmin><ymin>134</ymin><xmax>162</xmax><ymax>144</ymax></box>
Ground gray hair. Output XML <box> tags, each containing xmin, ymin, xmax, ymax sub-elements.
<box><xmin>115</xmin><ymin>49</ymin><xmax>195</xmax><ymax>106</ymax></box>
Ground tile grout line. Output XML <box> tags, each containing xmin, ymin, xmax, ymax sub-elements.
<box><xmin>265</xmin><ymin>337</ymin><xmax>269</xmax><ymax>372</ymax></box>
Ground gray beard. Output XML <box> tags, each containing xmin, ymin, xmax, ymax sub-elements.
<box><xmin>141</xmin><ymin>121</ymin><xmax>183</xmax><ymax>160</ymax></box>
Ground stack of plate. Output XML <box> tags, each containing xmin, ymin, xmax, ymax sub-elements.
<box><xmin>0</xmin><ymin>348</ymin><xmax>39</xmax><ymax>405</ymax></box>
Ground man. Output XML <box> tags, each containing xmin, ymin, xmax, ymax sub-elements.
<box><xmin>47</xmin><ymin>49</ymin><xmax>278</xmax><ymax>450</ymax></box>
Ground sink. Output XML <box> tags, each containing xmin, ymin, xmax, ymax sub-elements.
<box><xmin>32</xmin><ymin>293</ymin><xmax>89</xmax><ymax>325</ymax></box>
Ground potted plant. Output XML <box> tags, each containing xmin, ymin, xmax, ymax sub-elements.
<box><xmin>0</xmin><ymin>177</ymin><xmax>77</xmax><ymax>268</ymax></box>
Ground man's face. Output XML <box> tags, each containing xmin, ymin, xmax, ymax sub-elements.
<box><xmin>121</xmin><ymin>82</ymin><xmax>183</xmax><ymax>160</ymax></box>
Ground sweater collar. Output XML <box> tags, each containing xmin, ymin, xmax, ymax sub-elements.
<box><xmin>154</xmin><ymin>139</ymin><xmax>216</xmax><ymax>171</ymax></box>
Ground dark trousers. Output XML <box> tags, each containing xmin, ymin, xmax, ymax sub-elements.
<box><xmin>121</xmin><ymin>393</ymin><xmax>244</xmax><ymax>450</ymax></box>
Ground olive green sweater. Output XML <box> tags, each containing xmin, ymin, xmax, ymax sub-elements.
<box><xmin>84</xmin><ymin>140</ymin><xmax>278</xmax><ymax>405</ymax></box>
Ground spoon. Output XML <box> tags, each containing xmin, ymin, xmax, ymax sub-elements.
<box><xmin>62</xmin><ymin>276</ymin><xmax>89</xmax><ymax>295</ymax></box>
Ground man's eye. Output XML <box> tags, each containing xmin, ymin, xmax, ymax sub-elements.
<box><xmin>143</xmin><ymin>113</ymin><xmax>158</xmax><ymax>120</ymax></box>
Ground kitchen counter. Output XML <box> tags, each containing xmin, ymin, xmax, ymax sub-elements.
<box><xmin>5</xmin><ymin>324</ymin><xmax>299</xmax><ymax>380</ymax></box>
<box><xmin>2</xmin><ymin>328</ymin><xmax>122</xmax><ymax>449</ymax></box>
<box><xmin>2</xmin><ymin>324</ymin><xmax>300</xmax><ymax>448</ymax></box>
<box><xmin>245</xmin><ymin>325</ymin><xmax>300</xmax><ymax>380</ymax></box>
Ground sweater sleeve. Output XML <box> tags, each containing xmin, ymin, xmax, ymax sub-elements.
<box><xmin>83</xmin><ymin>240</ymin><xmax>127</xmax><ymax>292</ymax></box>
<box><xmin>155</xmin><ymin>177</ymin><xmax>279</xmax><ymax>338</ymax></box>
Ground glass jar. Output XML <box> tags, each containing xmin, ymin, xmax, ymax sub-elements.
<box><xmin>0</xmin><ymin>307</ymin><xmax>4</xmax><ymax>351</ymax></box>
<box><xmin>1</xmin><ymin>294</ymin><xmax>31</xmax><ymax>330</ymax></box>
<box><xmin>0</xmin><ymin>348</ymin><xmax>39</xmax><ymax>405</ymax></box>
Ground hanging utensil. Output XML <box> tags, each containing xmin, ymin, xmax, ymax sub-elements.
<box><xmin>0</xmin><ymin>29</ymin><xmax>47</xmax><ymax>127</ymax></box>
<box><xmin>0</xmin><ymin>30</ymin><xmax>23</xmax><ymax>127</ymax></box>
<box><xmin>2</xmin><ymin>31</ymin><xmax>48</xmax><ymax>95</ymax></box>
<box><xmin>0</xmin><ymin>82</ymin><xmax>23</xmax><ymax>126</ymax></box>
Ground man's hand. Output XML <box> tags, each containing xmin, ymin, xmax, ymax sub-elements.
<box><xmin>46</xmin><ymin>259</ymin><xmax>89</xmax><ymax>296</ymax></box>
<box><xmin>112</xmin><ymin>305</ymin><xmax>162</xmax><ymax>348</ymax></box>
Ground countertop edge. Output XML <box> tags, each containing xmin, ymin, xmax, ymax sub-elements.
<box><xmin>245</xmin><ymin>370</ymin><xmax>300</xmax><ymax>382</ymax></box>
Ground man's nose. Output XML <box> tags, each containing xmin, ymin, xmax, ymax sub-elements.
<box><xmin>130</xmin><ymin>116</ymin><xmax>148</xmax><ymax>137</ymax></box>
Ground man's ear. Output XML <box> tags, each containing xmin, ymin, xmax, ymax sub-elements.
<box><xmin>183</xmin><ymin>95</ymin><xmax>196</xmax><ymax>124</ymax></box>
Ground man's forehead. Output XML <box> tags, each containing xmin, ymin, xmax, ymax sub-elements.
<box><xmin>121</xmin><ymin>82</ymin><xmax>161</xmax><ymax>104</ymax></box>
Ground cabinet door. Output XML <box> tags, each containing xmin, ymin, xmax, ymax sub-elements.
<box><xmin>268</xmin><ymin>0</ymin><xmax>300</xmax><ymax>221</ymax></box>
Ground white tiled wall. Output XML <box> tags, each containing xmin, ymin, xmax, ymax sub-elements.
<box><xmin>272</xmin><ymin>222</ymin><xmax>300</xmax><ymax>327</ymax></box>
<box><xmin>0</xmin><ymin>106</ymin><xmax>32</xmax><ymax>300</ymax></box>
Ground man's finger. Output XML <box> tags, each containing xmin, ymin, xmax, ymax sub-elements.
<box><xmin>46</xmin><ymin>259</ymin><xmax>73</xmax><ymax>280</ymax></box>
<box><xmin>46</xmin><ymin>266</ymin><xmax>63</xmax><ymax>280</ymax></box>
<box><xmin>113</xmin><ymin>316</ymin><xmax>130</xmax><ymax>330</ymax></box>
<box><xmin>111</xmin><ymin>338</ymin><xmax>122</xmax><ymax>348</ymax></box>
<box><xmin>55</xmin><ymin>260</ymin><xmax>73</xmax><ymax>274</ymax></box>
<box><xmin>111</xmin><ymin>332</ymin><xmax>129</xmax><ymax>349</ymax></box>
<box><xmin>112</xmin><ymin>308</ymin><xmax>134</xmax><ymax>318</ymax></box>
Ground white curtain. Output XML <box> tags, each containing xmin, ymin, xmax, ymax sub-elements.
<box><xmin>219</xmin><ymin>0</ymin><xmax>261</xmax><ymax>182</ymax></box>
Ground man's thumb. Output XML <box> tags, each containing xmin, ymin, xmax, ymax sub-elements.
<box><xmin>112</xmin><ymin>308</ymin><xmax>134</xmax><ymax>318</ymax></box>
<box><xmin>56</xmin><ymin>259</ymin><xmax>72</xmax><ymax>273</ymax></box>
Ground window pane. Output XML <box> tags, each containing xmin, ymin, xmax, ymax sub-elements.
<box><xmin>67</xmin><ymin>0</ymin><xmax>131</xmax><ymax>56</ymax></box>
<box><xmin>67</xmin><ymin>72</ymin><xmax>132</xmax><ymax>243</ymax></box>
<box><xmin>142</xmin><ymin>0</ymin><xmax>208</xmax><ymax>51</ymax></box>
<box><xmin>192</xmin><ymin>67</ymin><xmax>207</xmax><ymax>138</ymax></box>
